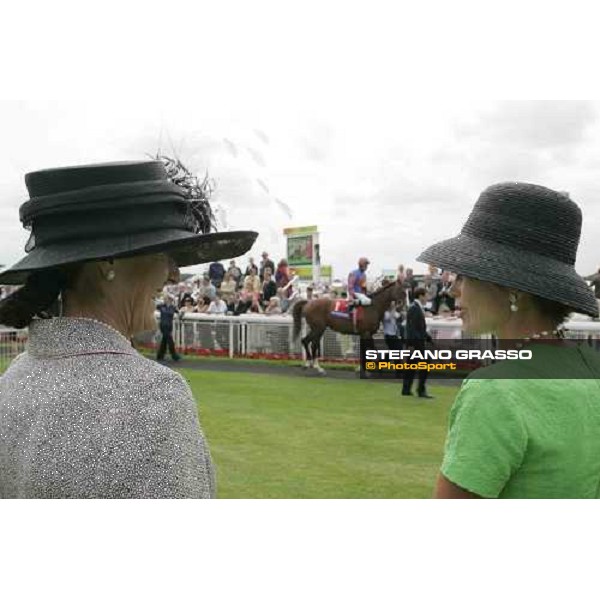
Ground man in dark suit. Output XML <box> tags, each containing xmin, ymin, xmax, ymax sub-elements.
<box><xmin>156</xmin><ymin>295</ymin><xmax>181</xmax><ymax>362</ymax></box>
<box><xmin>402</xmin><ymin>286</ymin><xmax>434</xmax><ymax>398</ymax></box>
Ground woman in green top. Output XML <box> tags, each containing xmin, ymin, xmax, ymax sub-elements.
<box><xmin>417</xmin><ymin>182</ymin><xmax>600</xmax><ymax>499</ymax></box>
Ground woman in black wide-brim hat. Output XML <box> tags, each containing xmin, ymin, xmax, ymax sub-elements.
<box><xmin>418</xmin><ymin>182</ymin><xmax>600</xmax><ymax>499</ymax></box>
<box><xmin>0</xmin><ymin>160</ymin><xmax>257</xmax><ymax>498</ymax></box>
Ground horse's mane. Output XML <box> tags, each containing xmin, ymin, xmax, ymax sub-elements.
<box><xmin>369</xmin><ymin>279</ymin><xmax>399</xmax><ymax>297</ymax></box>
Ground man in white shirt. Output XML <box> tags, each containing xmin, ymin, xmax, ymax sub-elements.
<box><xmin>207</xmin><ymin>293</ymin><xmax>227</xmax><ymax>315</ymax></box>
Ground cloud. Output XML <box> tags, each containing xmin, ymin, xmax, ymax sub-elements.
<box><xmin>298</xmin><ymin>120</ymin><xmax>336</xmax><ymax>163</ymax></box>
<box><xmin>256</xmin><ymin>178</ymin><xmax>270</xmax><ymax>194</ymax></box>
<box><xmin>223</xmin><ymin>138</ymin><xmax>239</xmax><ymax>158</ymax></box>
<box><xmin>253</xmin><ymin>129</ymin><xmax>269</xmax><ymax>145</ymax></box>
<box><xmin>3</xmin><ymin>100</ymin><xmax>600</xmax><ymax>280</ymax></box>
<box><xmin>457</xmin><ymin>100</ymin><xmax>597</xmax><ymax>149</ymax></box>
<box><xmin>245</xmin><ymin>146</ymin><xmax>267</xmax><ymax>168</ymax></box>
<box><xmin>273</xmin><ymin>197</ymin><xmax>293</xmax><ymax>219</ymax></box>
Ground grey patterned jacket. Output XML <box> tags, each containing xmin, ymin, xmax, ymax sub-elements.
<box><xmin>0</xmin><ymin>317</ymin><xmax>215</xmax><ymax>498</ymax></box>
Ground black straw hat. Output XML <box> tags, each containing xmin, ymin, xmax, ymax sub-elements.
<box><xmin>0</xmin><ymin>161</ymin><xmax>258</xmax><ymax>284</ymax></box>
<box><xmin>417</xmin><ymin>182</ymin><xmax>598</xmax><ymax>317</ymax></box>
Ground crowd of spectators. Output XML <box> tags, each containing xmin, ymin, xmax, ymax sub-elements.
<box><xmin>396</xmin><ymin>264</ymin><xmax>458</xmax><ymax>317</ymax></box>
<box><xmin>161</xmin><ymin>251</ymin><xmax>303</xmax><ymax>316</ymax></box>
<box><xmin>3</xmin><ymin>260</ymin><xmax>600</xmax><ymax>324</ymax></box>
<box><xmin>157</xmin><ymin>254</ymin><xmax>464</xmax><ymax>328</ymax></box>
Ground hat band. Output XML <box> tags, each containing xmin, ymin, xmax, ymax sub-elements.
<box><xmin>30</xmin><ymin>203</ymin><xmax>197</xmax><ymax>249</ymax></box>
<box><xmin>20</xmin><ymin>180</ymin><xmax>186</xmax><ymax>223</ymax></box>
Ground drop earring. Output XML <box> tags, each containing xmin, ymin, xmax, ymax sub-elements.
<box><xmin>105</xmin><ymin>269</ymin><xmax>116</xmax><ymax>281</ymax></box>
<box><xmin>509</xmin><ymin>292</ymin><xmax>518</xmax><ymax>312</ymax></box>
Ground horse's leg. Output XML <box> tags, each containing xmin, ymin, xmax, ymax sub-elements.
<box><xmin>302</xmin><ymin>333</ymin><xmax>312</xmax><ymax>369</ymax></box>
<box><xmin>301</xmin><ymin>332</ymin><xmax>313</xmax><ymax>368</ymax></box>
<box><xmin>311</xmin><ymin>330</ymin><xmax>326</xmax><ymax>375</ymax></box>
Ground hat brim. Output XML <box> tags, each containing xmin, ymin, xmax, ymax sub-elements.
<box><xmin>0</xmin><ymin>229</ymin><xmax>258</xmax><ymax>285</ymax></box>
<box><xmin>417</xmin><ymin>232</ymin><xmax>598</xmax><ymax>317</ymax></box>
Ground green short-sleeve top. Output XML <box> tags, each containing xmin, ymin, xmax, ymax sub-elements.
<box><xmin>441</xmin><ymin>342</ymin><xmax>600</xmax><ymax>498</ymax></box>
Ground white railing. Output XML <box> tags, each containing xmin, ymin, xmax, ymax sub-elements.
<box><xmin>169</xmin><ymin>313</ymin><xmax>314</xmax><ymax>359</ymax></box>
<box><xmin>159</xmin><ymin>313</ymin><xmax>600</xmax><ymax>361</ymax></box>
<box><xmin>2</xmin><ymin>315</ymin><xmax>600</xmax><ymax>368</ymax></box>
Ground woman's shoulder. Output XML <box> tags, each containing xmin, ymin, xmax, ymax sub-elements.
<box><xmin>449</xmin><ymin>378</ymin><xmax>526</xmax><ymax>434</ymax></box>
<box><xmin>94</xmin><ymin>351</ymin><xmax>188</xmax><ymax>392</ymax></box>
<box><xmin>1</xmin><ymin>351</ymin><xmax>196</xmax><ymax>415</ymax></box>
<box><xmin>128</xmin><ymin>355</ymin><xmax>196</xmax><ymax>409</ymax></box>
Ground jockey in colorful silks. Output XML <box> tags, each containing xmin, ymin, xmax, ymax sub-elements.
<box><xmin>347</xmin><ymin>257</ymin><xmax>372</xmax><ymax>306</ymax></box>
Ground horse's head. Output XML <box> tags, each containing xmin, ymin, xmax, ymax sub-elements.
<box><xmin>373</xmin><ymin>279</ymin><xmax>407</xmax><ymax>311</ymax></box>
<box><xmin>389</xmin><ymin>280</ymin><xmax>407</xmax><ymax>308</ymax></box>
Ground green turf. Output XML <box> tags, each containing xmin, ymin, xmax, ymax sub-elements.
<box><xmin>180</xmin><ymin>368</ymin><xmax>458</xmax><ymax>498</ymax></box>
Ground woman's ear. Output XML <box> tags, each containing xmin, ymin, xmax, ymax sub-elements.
<box><xmin>97</xmin><ymin>260</ymin><xmax>116</xmax><ymax>282</ymax></box>
<box><xmin>508</xmin><ymin>289</ymin><xmax>520</xmax><ymax>313</ymax></box>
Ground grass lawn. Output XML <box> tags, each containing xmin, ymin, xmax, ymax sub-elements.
<box><xmin>180</xmin><ymin>368</ymin><xmax>459</xmax><ymax>498</ymax></box>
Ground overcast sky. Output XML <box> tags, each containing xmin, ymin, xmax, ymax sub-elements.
<box><xmin>2</xmin><ymin>4</ymin><xmax>600</xmax><ymax>282</ymax></box>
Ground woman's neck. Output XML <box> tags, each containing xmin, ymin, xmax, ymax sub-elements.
<box><xmin>63</xmin><ymin>299</ymin><xmax>131</xmax><ymax>339</ymax></box>
<box><xmin>497</xmin><ymin>310</ymin><xmax>558</xmax><ymax>339</ymax></box>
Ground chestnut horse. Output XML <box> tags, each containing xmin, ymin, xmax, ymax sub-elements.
<box><xmin>292</xmin><ymin>281</ymin><xmax>406</xmax><ymax>374</ymax></box>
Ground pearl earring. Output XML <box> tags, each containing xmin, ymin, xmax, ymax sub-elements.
<box><xmin>509</xmin><ymin>292</ymin><xmax>518</xmax><ymax>312</ymax></box>
<box><xmin>105</xmin><ymin>269</ymin><xmax>116</xmax><ymax>281</ymax></box>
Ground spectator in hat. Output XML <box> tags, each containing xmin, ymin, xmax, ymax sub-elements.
<box><xmin>418</xmin><ymin>182</ymin><xmax>600</xmax><ymax>499</ymax></box>
<box><xmin>0</xmin><ymin>160</ymin><xmax>257</xmax><ymax>498</ymax></box>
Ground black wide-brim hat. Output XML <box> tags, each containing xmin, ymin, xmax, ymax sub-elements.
<box><xmin>0</xmin><ymin>161</ymin><xmax>258</xmax><ymax>284</ymax></box>
<box><xmin>417</xmin><ymin>182</ymin><xmax>598</xmax><ymax>317</ymax></box>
